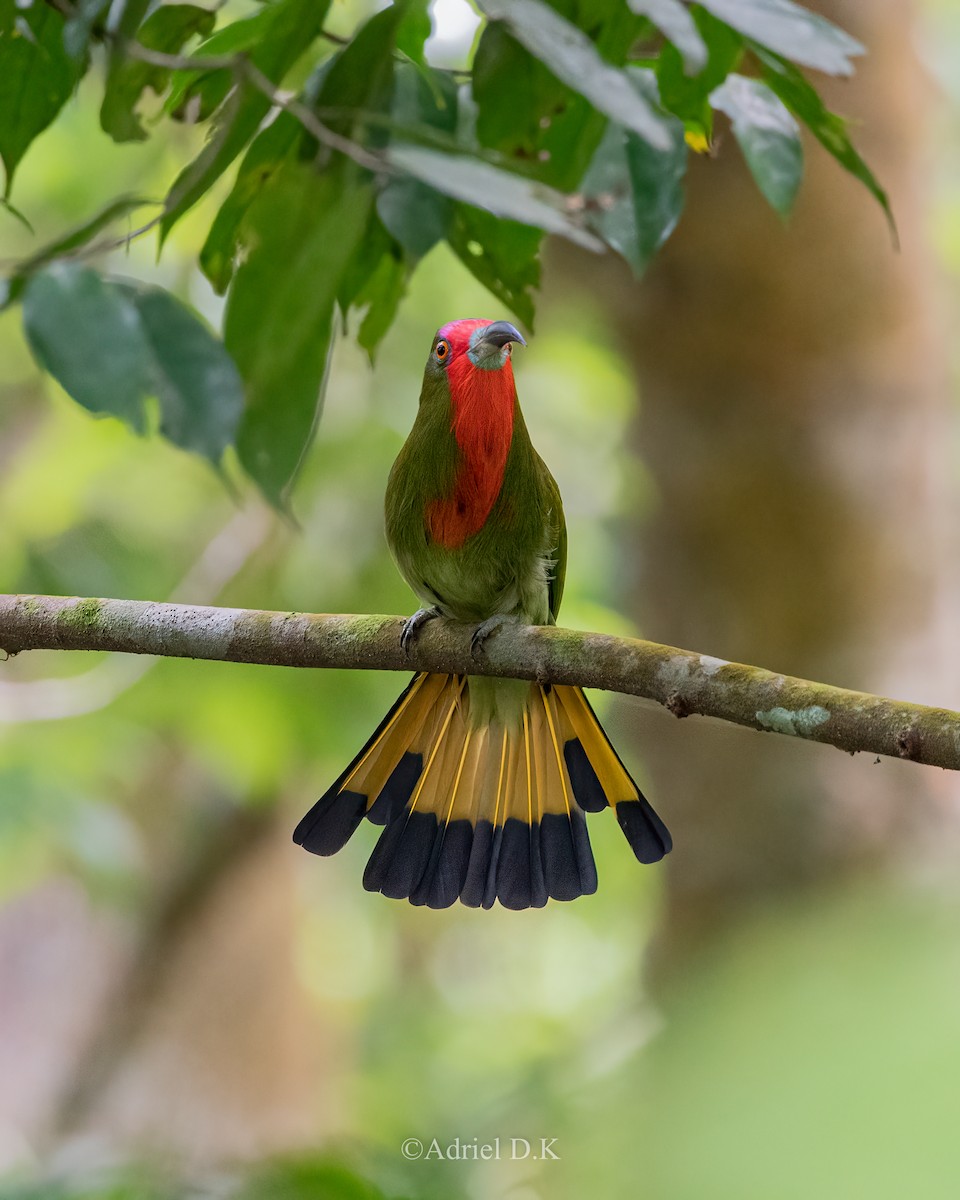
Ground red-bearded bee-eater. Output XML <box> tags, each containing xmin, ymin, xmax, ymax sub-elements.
<box><xmin>294</xmin><ymin>318</ymin><xmax>672</xmax><ymax>908</ymax></box>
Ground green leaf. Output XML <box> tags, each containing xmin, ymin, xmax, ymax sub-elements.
<box><xmin>711</xmin><ymin>73</ymin><xmax>802</xmax><ymax>216</ymax></box>
<box><xmin>338</xmin><ymin>209</ymin><xmax>394</xmax><ymax>315</ymax></box>
<box><xmin>0</xmin><ymin>3</ymin><xmax>85</xmax><ymax>195</ymax></box>
<box><xmin>160</xmin><ymin>0</ymin><xmax>332</xmax><ymax>242</ymax></box>
<box><xmin>112</xmin><ymin>0</ymin><xmax>151</xmax><ymax>42</ymax></box>
<box><xmin>472</xmin><ymin>0</ymin><xmax>638</xmax><ymax>192</ymax></box>
<box><xmin>167</xmin><ymin>66</ymin><xmax>233</xmax><ymax>126</ymax></box>
<box><xmin>396</xmin><ymin>0</ymin><xmax>432</xmax><ymax>66</ymax></box>
<box><xmin>355</xmin><ymin>240</ymin><xmax>408</xmax><ymax>360</ymax></box>
<box><xmin>697</xmin><ymin>0</ymin><xmax>863</xmax><ymax>77</ymax></box>
<box><xmin>62</xmin><ymin>0</ymin><xmax>111</xmax><ymax>60</ymax></box>
<box><xmin>386</xmin><ymin>144</ymin><xmax>604</xmax><ymax>251</ymax></box>
<box><xmin>629</xmin><ymin>0</ymin><xmax>707</xmax><ymax>74</ymax></box>
<box><xmin>755</xmin><ymin>47</ymin><xmax>894</xmax><ymax>231</ymax></box>
<box><xmin>582</xmin><ymin>73</ymin><xmax>687</xmax><ymax>274</ymax></box>
<box><xmin>377</xmin><ymin>176</ymin><xmax>451</xmax><ymax>260</ymax></box>
<box><xmin>224</xmin><ymin>164</ymin><xmax>373</xmax><ymax>504</ymax></box>
<box><xmin>100</xmin><ymin>4</ymin><xmax>216</xmax><ymax>142</ymax></box>
<box><xmin>391</xmin><ymin>57</ymin><xmax>459</xmax><ymax>140</ymax></box>
<box><xmin>447</xmin><ymin>207</ymin><xmax>541</xmax><ymax>329</ymax></box>
<box><xmin>178</xmin><ymin>6</ymin><xmax>277</xmax><ymax>61</ymax></box>
<box><xmin>376</xmin><ymin>64</ymin><xmax>456</xmax><ymax>259</ymax></box>
<box><xmin>22</xmin><ymin>264</ymin><xmax>243</xmax><ymax>461</ymax></box>
<box><xmin>199</xmin><ymin>109</ymin><xmax>303</xmax><ymax>294</ymax></box>
<box><xmin>475</xmin><ymin>0</ymin><xmax>672</xmax><ymax>151</ymax></box>
<box><xmin>1</xmin><ymin>196</ymin><xmax>153</xmax><ymax>308</ymax></box>
<box><xmin>22</xmin><ymin>263</ymin><xmax>156</xmax><ymax>429</ymax></box>
<box><xmin>655</xmin><ymin>7</ymin><xmax>742</xmax><ymax>138</ymax></box>
<box><xmin>163</xmin><ymin>7</ymin><xmax>277</xmax><ymax>121</ymax></box>
<box><xmin>336</xmin><ymin>208</ymin><xmax>410</xmax><ymax>362</ymax></box>
<box><xmin>473</xmin><ymin>23</ymin><xmax>570</xmax><ymax>170</ymax></box>
<box><xmin>125</xmin><ymin>286</ymin><xmax>244</xmax><ymax>461</ymax></box>
<box><xmin>311</xmin><ymin>2</ymin><xmax>406</xmax><ymax>147</ymax></box>
<box><xmin>99</xmin><ymin>0</ymin><xmax>152</xmax><ymax>121</ymax></box>
<box><xmin>618</xmin><ymin>124</ymin><xmax>687</xmax><ymax>269</ymax></box>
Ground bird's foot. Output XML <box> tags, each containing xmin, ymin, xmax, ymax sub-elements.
<box><xmin>400</xmin><ymin>607</ymin><xmax>441</xmax><ymax>655</ymax></box>
<box><xmin>470</xmin><ymin>614</ymin><xmax>515</xmax><ymax>660</ymax></box>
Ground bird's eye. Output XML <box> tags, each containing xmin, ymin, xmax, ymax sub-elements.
<box><xmin>435</xmin><ymin>340</ymin><xmax>450</xmax><ymax>363</ymax></box>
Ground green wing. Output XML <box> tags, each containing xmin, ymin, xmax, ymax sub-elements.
<box><xmin>541</xmin><ymin>457</ymin><xmax>567</xmax><ymax>623</ymax></box>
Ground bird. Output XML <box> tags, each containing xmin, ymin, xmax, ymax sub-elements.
<box><xmin>293</xmin><ymin>318</ymin><xmax>671</xmax><ymax>909</ymax></box>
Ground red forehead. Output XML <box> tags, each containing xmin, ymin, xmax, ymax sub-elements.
<box><xmin>437</xmin><ymin>318</ymin><xmax>493</xmax><ymax>354</ymax></box>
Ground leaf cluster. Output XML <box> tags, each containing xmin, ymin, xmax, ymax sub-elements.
<box><xmin>0</xmin><ymin>0</ymin><xmax>891</xmax><ymax>504</ymax></box>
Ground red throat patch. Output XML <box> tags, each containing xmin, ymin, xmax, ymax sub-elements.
<box><xmin>426</xmin><ymin>320</ymin><xmax>516</xmax><ymax>549</ymax></box>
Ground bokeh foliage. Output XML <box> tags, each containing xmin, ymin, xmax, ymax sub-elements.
<box><xmin>1</xmin><ymin>0</ymin><xmax>888</xmax><ymax>505</ymax></box>
<box><xmin>5</xmin><ymin>4</ymin><xmax>960</xmax><ymax>1200</ymax></box>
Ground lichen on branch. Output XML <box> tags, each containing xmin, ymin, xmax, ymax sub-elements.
<box><xmin>1</xmin><ymin>593</ymin><xmax>958</xmax><ymax>770</ymax></box>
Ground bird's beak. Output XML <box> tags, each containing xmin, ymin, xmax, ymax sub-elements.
<box><xmin>478</xmin><ymin>320</ymin><xmax>526</xmax><ymax>350</ymax></box>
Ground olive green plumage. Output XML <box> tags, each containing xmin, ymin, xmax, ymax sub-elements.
<box><xmin>385</xmin><ymin>354</ymin><xmax>566</xmax><ymax>629</ymax></box>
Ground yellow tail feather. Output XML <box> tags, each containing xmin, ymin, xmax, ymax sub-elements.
<box><xmin>294</xmin><ymin>673</ymin><xmax>671</xmax><ymax>908</ymax></box>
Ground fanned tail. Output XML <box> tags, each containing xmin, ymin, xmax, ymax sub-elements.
<box><xmin>294</xmin><ymin>674</ymin><xmax>671</xmax><ymax>909</ymax></box>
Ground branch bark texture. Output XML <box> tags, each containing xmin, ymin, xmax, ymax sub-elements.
<box><xmin>1</xmin><ymin>594</ymin><xmax>958</xmax><ymax>771</ymax></box>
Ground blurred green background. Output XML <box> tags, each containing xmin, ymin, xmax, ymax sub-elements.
<box><xmin>3</xmin><ymin>1</ymin><xmax>960</xmax><ymax>1198</ymax></box>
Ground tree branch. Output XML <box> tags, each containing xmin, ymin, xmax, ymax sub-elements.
<box><xmin>1</xmin><ymin>594</ymin><xmax>958</xmax><ymax>770</ymax></box>
<box><xmin>124</xmin><ymin>44</ymin><xmax>391</xmax><ymax>175</ymax></box>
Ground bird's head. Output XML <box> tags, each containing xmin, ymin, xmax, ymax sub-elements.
<box><xmin>419</xmin><ymin>318</ymin><xmax>526</xmax><ymax>451</ymax></box>
<box><xmin>428</xmin><ymin>318</ymin><xmax>526</xmax><ymax>383</ymax></box>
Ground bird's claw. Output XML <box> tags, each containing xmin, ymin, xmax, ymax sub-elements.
<box><xmin>400</xmin><ymin>607</ymin><xmax>441</xmax><ymax>655</ymax></box>
<box><xmin>470</xmin><ymin>615</ymin><xmax>508</xmax><ymax>660</ymax></box>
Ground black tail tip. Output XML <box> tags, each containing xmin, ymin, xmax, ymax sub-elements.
<box><xmin>616</xmin><ymin>797</ymin><xmax>673</xmax><ymax>864</ymax></box>
<box><xmin>293</xmin><ymin>790</ymin><xmax>367</xmax><ymax>856</ymax></box>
